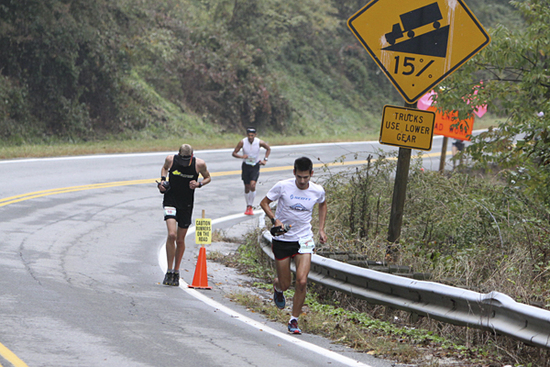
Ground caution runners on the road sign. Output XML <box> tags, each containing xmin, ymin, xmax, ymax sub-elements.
<box><xmin>379</xmin><ymin>105</ymin><xmax>435</xmax><ymax>151</ymax></box>
<box><xmin>195</xmin><ymin>217</ymin><xmax>212</xmax><ymax>245</ymax></box>
<box><xmin>190</xmin><ymin>215</ymin><xmax>213</xmax><ymax>289</ymax></box>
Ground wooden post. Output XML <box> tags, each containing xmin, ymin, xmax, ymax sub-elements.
<box><xmin>439</xmin><ymin>136</ymin><xmax>448</xmax><ymax>172</ymax></box>
<box><xmin>387</xmin><ymin>147</ymin><xmax>411</xmax><ymax>244</ymax></box>
<box><xmin>386</xmin><ymin>101</ymin><xmax>416</xmax><ymax>249</ymax></box>
<box><xmin>202</xmin><ymin>209</ymin><xmax>205</xmax><ymax>219</ymax></box>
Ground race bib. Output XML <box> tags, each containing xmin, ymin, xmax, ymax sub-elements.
<box><xmin>298</xmin><ymin>236</ymin><xmax>315</xmax><ymax>254</ymax></box>
<box><xmin>164</xmin><ymin>207</ymin><xmax>177</xmax><ymax>216</ymax></box>
<box><xmin>245</xmin><ymin>155</ymin><xmax>257</xmax><ymax>166</ymax></box>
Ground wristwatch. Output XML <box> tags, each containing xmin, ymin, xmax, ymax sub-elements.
<box><xmin>270</xmin><ymin>217</ymin><xmax>276</xmax><ymax>225</ymax></box>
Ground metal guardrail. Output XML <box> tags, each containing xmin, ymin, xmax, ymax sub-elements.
<box><xmin>260</xmin><ymin>230</ymin><xmax>550</xmax><ymax>349</ymax></box>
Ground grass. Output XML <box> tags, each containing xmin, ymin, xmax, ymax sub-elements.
<box><xmin>0</xmin><ymin>115</ymin><xmax>499</xmax><ymax>160</ymax></box>
<box><xmin>0</xmin><ymin>131</ymin><xmax>383</xmax><ymax>160</ymax></box>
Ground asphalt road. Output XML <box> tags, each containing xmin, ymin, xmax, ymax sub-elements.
<box><xmin>0</xmin><ymin>137</ymin><xmax>461</xmax><ymax>367</ymax></box>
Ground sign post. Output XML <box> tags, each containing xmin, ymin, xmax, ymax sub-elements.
<box><xmin>348</xmin><ymin>0</ymin><xmax>490</xmax><ymax>248</ymax></box>
<box><xmin>380</xmin><ymin>104</ymin><xmax>435</xmax><ymax>249</ymax></box>
<box><xmin>387</xmin><ymin>144</ymin><xmax>412</xmax><ymax>247</ymax></box>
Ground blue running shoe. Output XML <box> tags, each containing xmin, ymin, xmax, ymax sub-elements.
<box><xmin>273</xmin><ymin>289</ymin><xmax>286</xmax><ymax>309</ymax></box>
<box><xmin>288</xmin><ymin>319</ymin><xmax>301</xmax><ymax>334</ymax></box>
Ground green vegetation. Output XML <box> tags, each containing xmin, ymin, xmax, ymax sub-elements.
<box><xmin>3</xmin><ymin>0</ymin><xmax>549</xmax><ymax>364</ymax></box>
<box><xmin>320</xmin><ymin>153</ymin><xmax>550</xmax><ymax>308</ymax></box>
<box><xmin>436</xmin><ymin>0</ymin><xmax>550</xmax><ymax>208</ymax></box>
<box><xmin>1</xmin><ymin>0</ymin><xmax>520</xmax><ymax>147</ymax></box>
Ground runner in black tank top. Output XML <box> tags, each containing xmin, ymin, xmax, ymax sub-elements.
<box><xmin>163</xmin><ymin>155</ymin><xmax>199</xmax><ymax>211</ymax></box>
<box><xmin>158</xmin><ymin>144</ymin><xmax>211</xmax><ymax>286</ymax></box>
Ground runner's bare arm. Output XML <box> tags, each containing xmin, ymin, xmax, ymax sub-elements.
<box><xmin>158</xmin><ymin>155</ymin><xmax>174</xmax><ymax>192</ymax></box>
<box><xmin>318</xmin><ymin>200</ymin><xmax>328</xmax><ymax>244</ymax></box>
<box><xmin>232</xmin><ymin>140</ymin><xmax>246</xmax><ymax>159</ymax></box>
<box><xmin>259</xmin><ymin>140</ymin><xmax>271</xmax><ymax>165</ymax></box>
<box><xmin>161</xmin><ymin>155</ymin><xmax>173</xmax><ymax>178</ymax></box>
<box><xmin>260</xmin><ymin>196</ymin><xmax>281</xmax><ymax>226</ymax></box>
<box><xmin>260</xmin><ymin>140</ymin><xmax>271</xmax><ymax>159</ymax></box>
<box><xmin>191</xmin><ymin>159</ymin><xmax>211</xmax><ymax>189</ymax></box>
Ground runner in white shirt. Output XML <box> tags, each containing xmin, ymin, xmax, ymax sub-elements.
<box><xmin>232</xmin><ymin>127</ymin><xmax>271</xmax><ymax>215</ymax></box>
<box><xmin>260</xmin><ymin>157</ymin><xmax>328</xmax><ymax>334</ymax></box>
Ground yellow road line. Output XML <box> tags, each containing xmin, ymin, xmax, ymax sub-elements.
<box><xmin>0</xmin><ymin>179</ymin><xmax>155</xmax><ymax>207</ymax></box>
<box><xmin>0</xmin><ymin>342</ymin><xmax>28</xmax><ymax>367</ymax></box>
<box><xmin>0</xmin><ymin>152</ymin><xmax>443</xmax><ymax>208</ymax></box>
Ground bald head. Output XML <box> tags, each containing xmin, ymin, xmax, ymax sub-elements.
<box><xmin>179</xmin><ymin>144</ymin><xmax>193</xmax><ymax>157</ymax></box>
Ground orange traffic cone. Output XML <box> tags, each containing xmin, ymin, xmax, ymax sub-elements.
<box><xmin>188</xmin><ymin>246</ymin><xmax>212</xmax><ymax>289</ymax></box>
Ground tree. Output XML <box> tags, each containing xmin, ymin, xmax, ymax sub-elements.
<box><xmin>436</xmin><ymin>0</ymin><xmax>550</xmax><ymax>208</ymax></box>
<box><xmin>0</xmin><ymin>0</ymin><xmax>127</xmax><ymax>140</ymax></box>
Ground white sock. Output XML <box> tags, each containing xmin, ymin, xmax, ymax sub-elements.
<box><xmin>245</xmin><ymin>191</ymin><xmax>255</xmax><ymax>206</ymax></box>
<box><xmin>289</xmin><ymin>316</ymin><xmax>298</xmax><ymax>323</ymax></box>
<box><xmin>249</xmin><ymin>191</ymin><xmax>256</xmax><ymax>206</ymax></box>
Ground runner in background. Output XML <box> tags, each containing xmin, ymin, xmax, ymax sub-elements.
<box><xmin>232</xmin><ymin>127</ymin><xmax>271</xmax><ymax>215</ymax></box>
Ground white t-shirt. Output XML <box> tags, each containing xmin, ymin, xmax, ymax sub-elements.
<box><xmin>266</xmin><ymin>178</ymin><xmax>326</xmax><ymax>242</ymax></box>
<box><xmin>242</xmin><ymin>137</ymin><xmax>261</xmax><ymax>166</ymax></box>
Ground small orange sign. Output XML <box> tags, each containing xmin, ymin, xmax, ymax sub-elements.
<box><xmin>428</xmin><ymin>107</ymin><xmax>474</xmax><ymax>141</ymax></box>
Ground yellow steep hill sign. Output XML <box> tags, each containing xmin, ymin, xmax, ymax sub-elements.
<box><xmin>348</xmin><ymin>0</ymin><xmax>490</xmax><ymax>103</ymax></box>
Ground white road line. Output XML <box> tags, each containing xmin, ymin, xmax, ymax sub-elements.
<box><xmin>157</xmin><ymin>213</ymin><xmax>374</xmax><ymax>367</ymax></box>
<box><xmin>1</xmin><ymin>135</ymin><xmax>462</xmax><ymax>164</ymax></box>
<box><xmin>2</xmin><ymin>130</ymin><xmax>492</xmax><ymax>165</ymax></box>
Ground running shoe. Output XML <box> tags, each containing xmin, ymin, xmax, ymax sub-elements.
<box><xmin>244</xmin><ymin>206</ymin><xmax>253</xmax><ymax>215</ymax></box>
<box><xmin>288</xmin><ymin>319</ymin><xmax>301</xmax><ymax>334</ymax></box>
<box><xmin>172</xmin><ymin>272</ymin><xmax>180</xmax><ymax>286</ymax></box>
<box><xmin>273</xmin><ymin>289</ymin><xmax>286</xmax><ymax>309</ymax></box>
<box><xmin>162</xmin><ymin>272</ymin><xmax>172</xmax><ymax>285</ymax></box>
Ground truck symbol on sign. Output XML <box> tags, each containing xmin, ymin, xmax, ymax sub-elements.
<box><xmin>384</xmin><ymin>2</ymin><xmax>442</xmax><ymax>45</ymax></box>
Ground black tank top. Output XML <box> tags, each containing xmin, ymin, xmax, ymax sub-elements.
<box><xmin>163</xmin><ymin>155</ymin><xmax>199</xmax><ymax>208</ymax></box>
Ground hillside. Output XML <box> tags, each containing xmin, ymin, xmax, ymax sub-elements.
<box><xmin>0</xmin><ymin>0</ymin><xmax>523</xmax><ymax>144</ymax></box>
